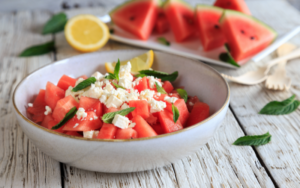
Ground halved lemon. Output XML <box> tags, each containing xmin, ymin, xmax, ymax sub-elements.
<box><xmin>65</xmin><ymin>14</ymin><xmax>110</xmax><ymax>52</ymax></box>
<box><xmin>105</xmin><ymin>50</ymin><xmax>154</xmax><ymax>74</ymax></box>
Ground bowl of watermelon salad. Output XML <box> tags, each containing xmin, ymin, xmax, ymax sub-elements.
<box><xmin>13</xmin><ymin>49</ymin><xmax>229</xmax><ymax>172</ymax></box>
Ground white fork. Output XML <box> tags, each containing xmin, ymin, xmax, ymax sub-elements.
<box><xmin>265</xmin><ymin>43</ymin><xmax>297</xmax><ymax>90</ymax></box>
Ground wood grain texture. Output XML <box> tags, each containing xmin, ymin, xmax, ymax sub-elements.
<box><xmin>212</xmin><ymin>1</ymin><xmax>300</xmax><ymax>187</ymax></box>
<box><xmin>0</xmin><ymin>11</ymin><xmax>61</xmax><ymax>187</ymax></box>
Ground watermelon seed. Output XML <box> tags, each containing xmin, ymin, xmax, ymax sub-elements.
<box><xmin>241</xmin><ymin>30</ymin><xmax>245</xmax><ymax>34</ymax></box>
<box><xmin>250</xmin><ymin>36</ymin><xmax>255</xmax><ymax>40</ymax></box>
<box><xmin>129</xmin><ymin>16</ymin><xmax>135</xmax><ymax>21</ymax></box>
<box><xmin>214</xmin><ymin>25</ymin><xmax>219</xmax><ymax>29</ymax></box>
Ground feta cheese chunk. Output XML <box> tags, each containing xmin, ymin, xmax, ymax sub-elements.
<box><xmin>73</xmin><ymin>123</ymin><xmax>79</xmax><ymax>128</ymax></box>
<box><xmin>106</xmin><ymin>95</ymin><xmax>123</xmax><ymax>108</ymax></box>
<box><xmin>44</xmin><ymin>106</ymin><xmax>52</xmax><ymax>115</ymax></box>
<box><xmin>164</xmin><ymin>96</ymin><xmax>178</xmax><ymax>104</ymax></box>
<box><xmin>126</xmin><ymin>89</ymin><xmax>140</xmax><ymax>102</ymax></box>
<box><xmin>119</xmin><ymin>77</ymin><xmax>132</xmax><ymax>89</ymax></box>
<box><xmin>147</xmin><ymin>76</ymin><xmax>162</xmax><ymax>88</ymax></box>
<box><xmin>83</xmin><ymin>131</ymin><xmax>99</xmax><ymax>138</ymax></box>
<box><xmin>149</xmin><ymin>99</ymin><xmax>166</xmax><ymax>113</ymax></box>
<box><xmin>82</xmin><ymin>84</ymin><xmax>103</xmax><ymax>99</ymax></box>
<box><xmin>112</xmin><ymin>114</ymin><xmax>130</xmax><ymax>129</ymax></box>
<box><xmin>139</xmin><ymin>89</ymin><xmax>155</xmax><ymax>102</ymax></box>
<box><xmin>28</xmin><ymin>103</ymin><xmax>33</xmax><ymax>107</ymax></box>
<box><xmin>76</xmin><ymin>107</ymin><xmax>87</xmax><ymax>120</ymax></box>
<box><xmin>128</xmin><ymin>121</ymin><xmax>136</xmax><ymax>128</ymax></box>
<box><xmin>65</xmin><ymin>86</ymin><xmax>84</xmax><ymax>102</ymax></box>
<box><xmin>103</xmin><ymin>82</ymin><xmax>115</xmax><ymax>92</ymax></box>
<box><xmin>121</xmin><ymin>103</ymin><xmax>130</xmax><ymax>110</ymax></box>
<box><xmin>91</xmin><ymin>71</ymin><xmax>103</xmax><ymax>80</ymax></box>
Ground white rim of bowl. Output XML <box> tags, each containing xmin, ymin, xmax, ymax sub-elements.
<box><xmin>12</xmin><ymin>49</ymin><xmax>230</xmax><ymax>142</ymax></box>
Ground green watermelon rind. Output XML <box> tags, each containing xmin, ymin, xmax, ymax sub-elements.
<box><xmin>163</xmin><ymin>0</ymin><xmax>194</xmax><ymax>12</ymax></box>
<box><xmin>196</xmin><ymin>4</ymin><xmax>224</xmax><ymax>13</ymax></box>
<box><xmin>219</xmin><ymin>9</ymin><xmax>277</xmax><ymax>41</ymax></box>
<box><xmin>109</xmin><ymin>0</ymin><xmax>160</xmax><ymax>17</ymax></box>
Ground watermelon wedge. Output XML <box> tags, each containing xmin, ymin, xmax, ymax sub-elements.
<box><xmin>163</xmin><ymin>0</ymin><xmax>195</xmax><ymax>42</ymax></box>
<box><xmin>195</xmin><ymin>5</ymin><xmax>226</xmax><ymax>51</ymax></box>
<box><xmin>219</xmin><ymin>10</ymin><xmax>277</xmax><ymax>62</ymax></box>
<box><xmin>110</xmin><ymin>0</ymin><xmax>159</xmax><ymax>40</ymax></box>
<box><xmin>214</xmin><ymin>0</ymin><xmax>251</xmax><ymax>15</ymax></box>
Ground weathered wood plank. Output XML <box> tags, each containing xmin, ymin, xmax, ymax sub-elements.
<box><xmin>0</xmin><ymin>11</ymin><xmax>62</xmax><ymax>188</ymax></box>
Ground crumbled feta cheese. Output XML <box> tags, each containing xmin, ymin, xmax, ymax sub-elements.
<box><xmin>76</xmin><ymin>108</ymin><xmax>87</xmax><ymax>120</ymax></box>
<box><xmin>189</xmin><ymin>101</ymin><xmax>194</xmax><ymax>106</ymax></box>
<box><xmin>106</xmin><ymin>95</ymin><xmax>123</xmax><ymax>108</ymax></box>
<box><xmin>73</xmin><ymin>123</ymin><xmax>79</xmax><ymax>128</ymax></box>
<box><xmin>90</xmin><ymin>118</ymin><xmax>93</xmax><ymax>121</ymax></box>
<box><xmin>93</xmin><ymin>115</ymin><xmax>98</xmax><ymax>120</ymax></box>
<box><xmin>114</xmin><ymin>88</ymin><xmax>128</xmax><ymax>101</ymax></box>
<box><xmin>83</xmin><ymin>130</ymin><xmax>99</xmax><ymax>138</ymax></box>
<box><xmin>75</xmin><ymin>78</ymin><xmax>85</xmax><ymax>86</ymax></box>
<box><xmin>156</xmin><ymin>93</ymin><xmax>161</xmax><ymax>96</ymax></box>
<box><xmin>149</xmin><ymin>99</ymin><xmax>166</xmax><ymax>113</ymax></box>
<box><xmin>164</xmin><ymin>96</ymin><xmax>178</xmax><ymax>103</ymax></box>
<box><xmin>44</xmin><ymin>106</ymin><xmax>52</xmax><ymax>115</ymax></box>
<box><xmin>119</xmin><ymin>62</ymin><xmax>132</xmax><ymax>77</ymax></box>
<box><xmin>65</xmin><ymin>86</ymin><xmax>84</xmax><ymax>102</ymax></box>
<box><xmin>91</xmin><ymin>71</ymin><xmax>103</xmax><ymax>80</ymax></box>
<box><xmin>128</xmin><ymin>121</ymin><xmax>136</xmax><ymax>128</ymax></box>
<box><xmin>112</xmin><ymin>114</ymin><xmax>130</xmax><ymax>129</ymax></box>
<box><xmin>147</xmin><ymin>76</ymin><xmax>162</xmax><ymax>88</ymax></box>
<box><xmin>121</xmin><ymin>103</ymin><xmax>130</xmax><ymax>110</ymax></box>
<box><xmin>103</xmin><ymin>82</ymin><xmax>115</xmax><ymax>92</ymax></box>
<box><xmin>95</xmin><ymin>81</ymin><xmax>104</xmax><ymax>88</ymax></box>
<box><xmin>119</xmin><ymin>77</ymin><xmax>132</xmax><ymax>89</ymax></box>
<box><xmin>126</xmin><ymin>89</ymin><xmax>140</xmax><ymax>102</ymax></box>
<box><xmin>132</xmin><ymin>77</ymin><xmax>142</xmax><ymax>87</ymax></box>
<box><xmin>139</xmin><ymin>89</ymin><xmax>155</xmax><ymax>102</ymax></box>
<box><xmin>28</xmin><ymin>103</ymin><xmax>33</xmax><ymax>107</ymax></box>
<box><xmin>82</xmin><ymin>84</ymin><xmax>103</xmax><ymax>99</ymax></box>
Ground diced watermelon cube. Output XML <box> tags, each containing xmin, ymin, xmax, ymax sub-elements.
<box><xmin>41</xmin><ymin>114</ymin><xmax>54</xmax><ymax>128</ymax></box>
<box><xmin>134</xmin><ymin>77</ymin><xmax>148</xmax><ymax>92</ymax></box>
<box><xmin>97</xmin><ymin>123</ymin><xmax>117</xmax><ymax>139</ymax></box>
<box><xmin>27</xmin><ymin>89</ymin><xmax>47</xmax><ymax>123</ymax></box>
<box><xmin>79</xmin><ymin>96</ymin><xmax>103</xmax><ymax>117</ymax></box>
<box><xmin>186</xmin><ymin>96</ymin><xmax>200</xmax><ymax>112</ymax></box>
<box><xmin>48</xmin><ymin>120</ymin><xmax>65</xmax><ymax>133</ymax></box>
<box><xmin>145</xmin><ymin>113</ymin><xmax>157</xmax><ymax>125</ymax></box>
<box><xmin>63</xmin><ymin>111</ymin><xmax>102</xmax><ymax>131</ymax></box>
<box><xmin>45</xmin><ymin>82</ymin><xmax>65</xmax><ymax>110</ymax></box>
<box><xmin>57</xmin><ymin>75</ymin><xmax>77</xmax><ymax>91</ymax></box>
<box><xmin>129</xmin><ymin>100</ymin><xmax>150</xmax><ymax>119</ymax></box>
<box><xmin>151</xmin><ymin>124</ymin><xmax>165</xmax><ymax>135</ymax></box>
<box><xmin>65</xmin><ymin>131</ymin><xmax>83</xmax><ymax>137</ymax></box>
<box><xmin>162</xmin><ymin>81</ymin><xmax>174</xmax><ymax>93</ymax></box>
<box><xmin>132</xmin><ymin>115</ymin><xmax>157</xmax><ymax>138</ymax></box>
<box><xmin>186</xmin><ymin>102</ymin><xmax>210</xmax><ymax>127</ymax></box>
<box><xmin>52</xmin><ymin>95</ymin><xmax>79</xmax><ymax>122</ymax></box>
<box><xmin>165</xmin><ymin>99</ymin><xmax>189</xmax><ymax>126</ymax></box>
<box><xmin>157</xmin><ymin>110</ymin><xmax>183</xmax><ymax>133</ymax></box>
<box><xmin>115</xmin><ymin>128</ymin><xmax>138</xmax><ymax>139</ymax></box>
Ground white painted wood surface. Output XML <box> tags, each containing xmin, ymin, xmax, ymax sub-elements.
<box><xmin>1</xmin><ymin>0</ymin><xmax>300</xmax><ymax>187</ymax></box>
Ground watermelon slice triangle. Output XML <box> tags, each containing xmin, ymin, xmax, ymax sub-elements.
<box><xmin>163</xmin><ymin>0</ymin><xmax>196</xmax><ymax>42</ymax></box>
<box><xmin>219</xmin><ymin>10</ymin><xmax>277</xmax><ymax>62</ymax></box>
<box><xmin>110</xmin><ymin>0</ymin><xmax>159</xmax><ymax>40</ymax></box>
<box><xmin>195</xmin><ymin>5</ymin><xmax>226</xmax><ymax>51</ymax></box>
<box><xmin>214</xmin><ymin>0</ymin><xmax>251</xmax><ymax>15</ymax></box>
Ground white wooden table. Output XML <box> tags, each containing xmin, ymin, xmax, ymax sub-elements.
<box><xmin>1</xmin><ymin>0</ymin><xmax>300</xmax><ymax>187</ymax></box>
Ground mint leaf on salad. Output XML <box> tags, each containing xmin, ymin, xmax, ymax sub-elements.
<box><xmin>114</xmin><ymin>59</ymin><xmax>121</xmax><ymax>81</ymax></box>
<box><xmin>233</xmin><ymin>132</ymin><xmax>272</xmax><ymax>146</ymax></box>
<box><xmin>102</xmin><ymin>107</ymin><xmax>136</xmax><ymax>124</ymax></box>
<box><xmin>155</xmin><ymin>82</ymin><xmax>167</xmax><ymax>94</ymax></box>
<box><xmin>72</xmin><ymin>77</ymin><xmax>97</xmax><ymax>92</ymax></box>
<box><xmin>172</xmin><ymin>104</ymin><xmax>180</xmax><ymax>123</ymax></box>
<box><xmin>176</xmin><ymin>88</ymin><xmax>188</xmax><ymax>102</ymax></box>
<box><xmin>52</xmin><ymin>107</ymin><xmax>77</xmax><ymax>130</ymax></box>
<box><xmin>139</xmin><ymin>70</ymin><xmax>178</xmax><ymax>82</ymax></box>
<box><xmin>259</xmin><ymin>95</ymin><xmax>300</xmax><ymax>115</ymax></box>
<box><xmin>112</xmin><ymin>82</ymin><xmax>125</xmax><ymax>89</ymax></box>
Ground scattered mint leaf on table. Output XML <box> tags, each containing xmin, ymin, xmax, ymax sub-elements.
<box><xmin>155</xmin><ymin>82</ymin><xmax>167</xmax><ymax>94</ymax></box>
<box><xmin>219</xmin><ymin>44</ymin><xmax>240</xmax><ymax>68</ymax></box>
<box><xmin>42</xmin><ymin>12</ymin><xmax>68</xmax><ymax>34</ymax></box>
<box><xmin>172</xmin><ymin>104</ymin><xmax>180</xmax><ymax>123</ymax></box>
<box><xmin>102</xmin><ymin>107</ymin><xmax>136</xmax><ymax>124</ymax></box>
<box><xmin>157</xmin><ymin>37</ymin><xmax>170</xmax><ymax>46</ymax></box>
<box><xmin>176</xmin><ymin>88</ymin><xmax>188</xmax><ymax>102</ymax></box>
<box><xmin>233</xmin><ymin>132</ymin><xmax>272</xmax><ymax>146</ymax></box>
<box><xmin>259</xmin><ymin>95</ymin><xmax>300</xmax><ymax>115</ymax></box>
<box><xmin>19</xmin><ymin>41</ymin><xmax>55</xmax><ymax>57</ymax></box>
<box><xmin>72</xmin><ymin>77</ymin><xmax>96</xmax><ymax>92</ymax></box>
<box><xmin>52</xmin><ymin>107</ymin><xmax>77</xmax><ymax>130</ymax></box>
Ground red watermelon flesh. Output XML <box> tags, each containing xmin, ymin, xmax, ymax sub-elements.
<box><xmin>97</xmin><ymin>123</ymin><xmax>118</xmax><ymax>139</ymax></box>
<box><xmin>195</xmin><ymin>5</ymin><xmax>226</xmax><ymax>51</ymax></box>
<box><xmin>214</xmin><ymin>0</ymin><xmax>251</xmax><ymax>15</ymax></box>
<box><xmin>110</xmin><ymin>0</ymin><xmax>159</xmax><ymax>40</ymax></box>
<box><xmin>157</xmin><ymin>110</ymin><xmax>183</xmax><ymax>133</ymax></box>
<box><xmin>57</xmin><ymin>75</ymin><xmax>77</xmax><ymax>91</ymax></box>
<box><xmin>219</xmin><ymin>10</ymin><xmax>277</xmax><ymax>62</ymax></box>
<box><xmin>164</xmin><ymin>0</ymin><xmax>195</xmax><ymax>42</ymax></box>
<box><xmin>153</xmin><ymin>9</ymin><xmax>170</xmax><ymax>34</ymax></box>
<box><xmin>45</xmin><ymin>82</ymin><xmax>65</xmax><ymax>110</ymax></box>
<box><xmin>63</xmin><ymin>111</ymin><xmax>102</xmax><ymax>131</ymax></box>
<box><xmin>115</xmin><ymin>128</ymin><xmax>138</xmax><ymax>139</ymax></box>
<box><xmin>52</xmin><ymin>95</ymin><xmax>79</xmax><ymax>122</ymax></box>
<box><xmin>186</xmin><ymin>102</ymin><xmax>210</xmax><ymax>127</ymax></box>
<box><xmin>27</xmin><ymin>89</ymin><xmax>47</xmax><ymax>123</ymax></box>
<box><xmin>79</xmin><ymin>96</ymin><xmax>103</xmax><ymax>117</ymax></box>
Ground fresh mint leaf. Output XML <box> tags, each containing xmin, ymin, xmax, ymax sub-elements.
<box><xmin>102</xmin><ymin>107</ymin><xmax>136</xmax><ymax>124</ymax></box>
<box><xmin>157</xmin><ymin>37</ymin><xmax>170</xmax><ymax>46</ymax></box>
<box><xmin>219</xmin><ymin>44</ymin><xmax>240</xmax><ymax>68</ymax></box>
<box><xmin>114</xmin><ymin>59</ymin><xmax>120</xmax><ymax>81</ymax></box>
<box><xmin>172</xmin><ymin>104</ymin><xmax>180</xmax><ymax>123</ymax></box>
<box><xmin>105</xmin><ymin>73</ymin><xmax>116</xmax><ymax>80</ymax></box>
<box><xmin>135</xmin><ymin>73</ymin><xmax>147</xmax><ymax>78</ymax></box>
<box><xmin>155</xmin><ymin>82</ymin><xmax>167</xmax><ymax>94</ymax></box>
<box><xmin>112</xmin><ymin>82</ymin><xmax>125</xmax><ymax>89</ymax></box>
<box><xmin>52</xmin><ymin>107</ymin><xmax>77</xmax><ymax>130</ymax></box>
<box><xmin>259</xmin><ymin>95</ymin><xmax>300</xmax><ymax>115</ymax></box>
<box><xmin>233</xmin><ymin>132</ymin><xmax>272</xmax><ymax>146</ymax></box>
<box><xmin>72</xmin><ymin>77</ymin><xmax>96</xmax><ymax>92</ymax></box>
<box><xmin>138</xmin><ymin>70</ymin><xmax>178</xmax><ymax>82</ymax></box>
<box><xmin>176</xmin><ymin>88</ymin><xmax>188</xmax><ymax>102</ymax></box>
<box><xmin>42</xmin><ymin>12</ymin><xmax>67</xmax><ymax>34</ymax></box>
<box><xmin>19</xmin><ymin>41</ymin><xmax>55</xmax><ymax>57</ymax></box>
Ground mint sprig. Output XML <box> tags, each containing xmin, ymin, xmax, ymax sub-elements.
<box><xmin>42</xmin><ymin>12</ymin><xmax>67</xmax><ymax>35</ymax></box>
<box><xmin>176</xmin><ymin>88</ymin><xmax>188</xmax><ymax>102</ymax></box>
<box><xmin>19</xmin><ymin>41</ymin><xmax>55</xmax><ymax>57</ymax></box>
<box><xmin>105</xmin><ymin>59</ymin><xmax>121</xmax><ymax>81</ymax></box>
<box><xmin>259</xmin><ymin>95</ymin><xmax>300</xmax><ymax>115</ymax></box>
<box><xmin>52</xmin><ymin>107</ymin><xmax>77</xmax><ymax>130</ymax></box>
<box><xmin>138</xmin><ymin>70</ymin><xmax>178</xmax><ymax>82</ymax></box>
<box><xmin>233</xmin><ymin>132</ymin><xmax>272</xmax><ymax>146</ymax></box>
<box><xmin>72</xmin><ymin>77</ymin><xmax>96</xmax><ymax>92</ymax></box>
<box><xmin>102</xmin><ymin>107</ymin><xmax>135</xmax><ymax>124</ymax></box>
<box><xmin>155</xmin><ymin>82</ymin><xmax>167</xmax><ymax>94</ymax></box>
<box><xmin>172</xmin><ymin>104</ymin><xmax>180</xmax><ymax>123</ymax></box>
<box><xmin>112</xmin><ymin>82</ymin><xmax>125</xmax><ymax>89</ymax></box>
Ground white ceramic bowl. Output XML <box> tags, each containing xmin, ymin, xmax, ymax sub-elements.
<box><xmin>13</xmin><ymin>50</ymin><xmax>230</xmax><ymax>173</ymax></box>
